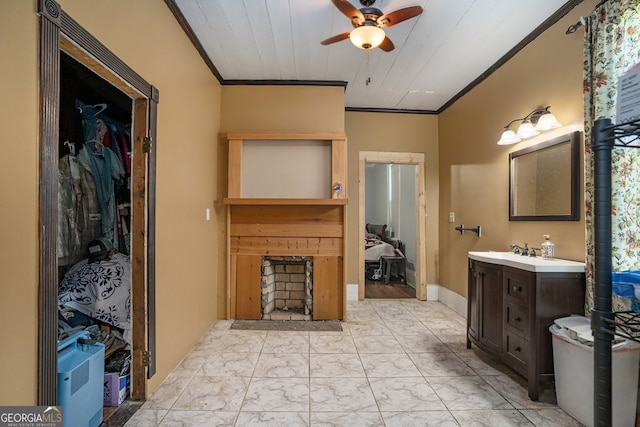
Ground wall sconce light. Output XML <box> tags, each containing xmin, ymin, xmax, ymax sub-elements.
<box><xmin>497</xmin><ymin>106</ymin><xmax>562</xmax><ymax>145</ymax></box>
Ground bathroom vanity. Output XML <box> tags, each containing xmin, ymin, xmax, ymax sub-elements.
<box><xmin>466</xmin><ymin>252</ymin><xmax>585</xmax><ymax>400</ymax></box>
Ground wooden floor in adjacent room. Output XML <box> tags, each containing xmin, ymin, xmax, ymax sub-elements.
<box><xmin>365</xmin><ymin>279</ymin><xmax>416</xmax><ymax>299</ymax></box>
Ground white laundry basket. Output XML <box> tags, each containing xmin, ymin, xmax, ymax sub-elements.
<box><xmin>550</xmin><ymin>317</ymin><xmax>640</xmax><ymax>427</ymax></box>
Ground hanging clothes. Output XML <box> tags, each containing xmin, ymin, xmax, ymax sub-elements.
<box><xmin>78</xmin><ymin>142</ymin><xmax>124</xmax><ymax>249</ymax></box>
<box><xmin>58</xmin><ymin>155</ymin><xmax>101</xmax><ymax>266</ymax></box>
<box><xmin>76</xmin><ymin>100</ymin><xmax>126</xmax><ymax>249</ymax></box>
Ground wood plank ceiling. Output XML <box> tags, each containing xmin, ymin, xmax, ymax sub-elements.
<box><xmin>170</xmin><ymin>0</ymin><xmax>582</xmax><ymax>113</ymax></box>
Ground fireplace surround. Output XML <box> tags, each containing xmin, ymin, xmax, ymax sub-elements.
<box><xmin>224</xmin><ymin>132</ymin><xmax>347</xmax><ymax>321</ymax></box>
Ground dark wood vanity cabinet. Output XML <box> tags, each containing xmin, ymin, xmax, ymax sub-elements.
<box><xmin>467</xmin><ymin>260</ymin><xmax>502</xmax><ymax>354</ymax></box>
<box><xmin>467</xmin><ymin>259</ymin><xmax>585</xmax><ymax>401</ymax></box>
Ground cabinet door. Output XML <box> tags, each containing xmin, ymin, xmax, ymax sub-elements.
<box><xmin>468</xmin><ymin>261</ymin><xmax>502</xmax><ymax>353</ymax></box>
<box><xmin>468</xmin><ymin>262</ymin><xmax>481</xmax><ymax>342</ymax></box>
<box><xmin>477</xmin><ymin>263</ymin><xmax>503</xmax><ymax>353</ymax></box>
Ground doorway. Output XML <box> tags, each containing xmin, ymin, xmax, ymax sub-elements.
<box><xmin>38</xmin><ymin>1</ymin><xmax>157</xmax><ymax>405</ymax></box>
<box><xmin>358</xmin><ymin>151</ymin><xmax>427</xmax><ymax>300</ymax></box>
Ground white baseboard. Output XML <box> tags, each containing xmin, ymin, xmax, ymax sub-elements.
<box><xmin>426</xmin><ymin>283</ymin><xmax>439</xmax><ymax>301</ymax></box>
<box><xmin>347</xmin><ymin>283</ymin><xmax>358</xmax><ymax>301</ymax></box>
<box><xmin>434</xmin><ymin>285</ymin><xmax>467</xmax><ymax>318</ymax></box>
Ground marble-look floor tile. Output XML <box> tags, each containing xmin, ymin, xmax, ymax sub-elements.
<box><xmin>456</xmin><ymin>351</ymin><xmax>513</xmax><ymax>376</ymax></box>
<box><xmin>381</xmin><ymin>411</ymin><xmax>460</xmax><ymax>427</ymax></box>
<box><xmin>345</xmin><ymin>320</ymin><xmax>392</xmax><ymax>336</ymax></box>
<box><xmin>241</xmin><ymin>377</ymin><xmax>309</xmax><ymax>412</ymax></box>
<box><xmin>173</xmin><ymin>376</ymin><xmax>249</xmax><ymax>411</ymax></box>
<box><xmin>482</xmin><ymin>375</ymin><xmax>557</xmax><ymax>409</ymax></box>
<box><xmin>310</xmin><ymin>334</ymin><xmax>357</xmax><ymax>353</ymax></box>
<box><xmin>253</xmin><ymin>353</ymin><xmax>309</xmax><ymax>377</ymax></box>
<box><xmin>310</xmin><ymin>411</ymin><xmax>384</xmax><ymax>426</ymax></box>
<box><xmin>359</xmin><ymin>353</ymin><xmax>422</xmax><ymax>377</ymax></box>
<box><xmin>347</xmin><ymin>310</ymin><xmax>382</xmax><ymax>322</ymax></box>
<box><xmin>211</xmin><ymin>319</ymin><xmax>233</xmax><ymax>330</ymax></box>
<box><xmin>451</xmin><ymin>409</ymin><xmax>534</xmax><ymax>426</ymax></box>
<box><xmin>176</xmin><ymin>349</ymin><xmax>214</xmax><ymax>372</ymax></box>
<box><xmin>352</xmin><ymin>334</ymin><xmax>404</xmax><ymax>354</ymax></box>
<box><xmin>409</xmin><ymin>352</ymin><xmax>477</xmax><ymax>377</ymax></box>
<box><xmin>428</xmin><ymin>376</ymin><xmax>513</xmax><ymax>411</ymax></box>
<box><xmin>158</xmin><ymin>410</ymin><xmax>237</xmax><ymax>426</ymax></box>
<box><xmin>384</xmin><ymin>320</ymin><xmax>429</xmax><ymax>335</ymax></box>
<box><xmin>310</xmin><ymin>377</ymin><xmax>378</xmax><ymax>412</ymax></box>
<box><xmin>199</xmin><ymin>352</ymin><xmax>259</xmax><ymax>377</ymax></box>
<box><xmin>218</xmin><ymin>333</ymin><xmax>265</xmax><ymax>353</ymax></box>
<box><xmin>375</xmin><ymin>310</ymin><xmax>417</xmax><ymax>322</ymax></box>
<box><xmin>395</xmin><ymin>333</ymin><xmax>451</xmax><ymax>353</ymax></box>
<box><xmin>426</xmin><ymin>319</ymin><xmax>467</xmax><ymax>330</ymax></box>
<box><xmin>519</xmin><ymin>408</ymin><xmax>583</xmax><ymax>426</ymax></box>
<box><xmin>262</xmin><ymin>332</ymin><xmax>309</xmax><ymax>353</ymax></box>
<box><xmin>236</xmin><ymin>412</ymin><xmax>309</xmax><ymax>427</ymax></box>
<box><xmin>438</xmin><ymin>335</ymin><xmax>474</xmax><ymax>353</ymax></box>
<box><xmin>369</xmin><ymin>377</ymin><xmax>447</xmax><ymax>411</ymax></box>
<box><xmin>142</xmin><ymin>374</ymin><xmax>192</xmax><ymax>410</ymax></box>
<box><xmin>310</xmin><ymin>353</ymin><xmax>365</xmax><ymax>377</ymax></box>
<box><xmin>124</xmin><ymin>409</ymin><xmax>167</xmax><ymax>427</ymax></box>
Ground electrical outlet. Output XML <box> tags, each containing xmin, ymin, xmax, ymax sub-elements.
<box><xmin>448</xmin><ymin>212</ymin><xmax>455</xmax><ymax>223</ymax></box>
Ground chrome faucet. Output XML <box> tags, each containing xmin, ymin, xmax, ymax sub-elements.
<box><xmin>509</xmin><ymin>243</ymin><xmax>529</xmax><ymax>256</ymax></box>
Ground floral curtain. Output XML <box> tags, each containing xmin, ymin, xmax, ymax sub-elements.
<box><xmin>583</xmin><ymin>0</ymin><xmax>640</xmax><ymax>314</ymax></box>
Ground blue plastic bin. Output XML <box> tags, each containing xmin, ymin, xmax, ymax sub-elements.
<box><xmin>57</xmin><ymin>331</ymin><xmax>105</xmax><ymax>427</ymax></box>
<box><xmin>612</xmin><ymin>270</ymin><xmax>640</xmax><ymax>312</ymax></box>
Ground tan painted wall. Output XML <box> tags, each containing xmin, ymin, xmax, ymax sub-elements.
<box><xmin>437</xmin><ymin>0</ymin><xmax>597</xmax><ymax>298</ymax></box>
<box><xmin>345</xmin><ymin>112</ymin><xmax>439</xmax><ymax>284</ymax></box>
<box><xmin>0</xmin><ymin>1</ymin><xmax>39</xmax><ymax>405</ymax></box>
<box><xmin>0</xmin><ymin>0</ymin><xmax>222</xmax><ymax>403</ymax></box>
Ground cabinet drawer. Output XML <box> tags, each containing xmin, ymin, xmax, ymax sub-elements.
<box><xmin>505</xmin><ymin>303</ymin><xmax>528</xmax><ymax>336</ymax></box>
<box><xmin>504</xmin><ymin>268</ymin><xmax>530</xmax><ymax>305</ymax></box>
<box><xmin>503</xmin><ymin>331</ymin><xmax>527</xmax><ymax>375</ymax></box>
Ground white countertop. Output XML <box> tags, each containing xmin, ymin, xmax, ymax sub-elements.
<box><xmin>468</xmin><ymin>251</ymin><xmax>585</xmax><ymax>273</ymax></box>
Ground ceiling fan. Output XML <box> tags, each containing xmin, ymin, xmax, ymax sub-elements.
<box><xmin>321</xmin><ymin>0</ymin><xmax>423</xmax><ymax>52</ymax></box>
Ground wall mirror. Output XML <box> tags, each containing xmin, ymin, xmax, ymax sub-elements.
<box><xmin>509</xmin><ymin>131</ymin><xmax>580</xmax><ymax>221</ymax></box>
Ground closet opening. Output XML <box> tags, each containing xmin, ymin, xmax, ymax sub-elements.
<box><xmin>38</xmin><ymin>1</ymin><xmax>157</xmax><ymax>416</ymax></box>
<box><xmin>57</xmin><ymin>50</ymin><xmax>135</xmax><ymax>415</ymax></box>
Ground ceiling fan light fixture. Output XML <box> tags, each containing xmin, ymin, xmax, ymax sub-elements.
<box><xmin>350</xmin><ymin>25</ymin><xmax>385</xmax><ymax>50</ymax></box>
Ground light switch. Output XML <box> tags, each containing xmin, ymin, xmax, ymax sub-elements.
<box><xmin>206</xmin><ymin>208</ymin><xmax>211</xmax><ymax>221</ymax></box>
<box><xmin>448</xmin><ymin>212</ymin><xmax>455</xmax><ymax>223</ymax></box>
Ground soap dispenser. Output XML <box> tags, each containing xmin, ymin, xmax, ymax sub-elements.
<box><xmin>541</xmin><ymin>235</ymin><xmax>555</xmax><ymax>259</ymax></box>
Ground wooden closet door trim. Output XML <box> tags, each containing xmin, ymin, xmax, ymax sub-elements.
<box><xmin>37</xmin><ymin>0</ymin><xmax>61</xmax><ymax>406</ymax></box>
<box><xmin>37</xmin><ymin>0</ymin><xmax>159</xmax><ymax>404</ymax></box>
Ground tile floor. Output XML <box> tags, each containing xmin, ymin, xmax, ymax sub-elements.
<box><xmin>124</xmin><ymin>300</ymin><xmax>582</xmax><ymax>426</ymax></box>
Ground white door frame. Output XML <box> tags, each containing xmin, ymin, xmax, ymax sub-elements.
<box><xmin>358</xmin><ymin>151</ymin><xmax>427</xmax><ymax>300</ymax></box>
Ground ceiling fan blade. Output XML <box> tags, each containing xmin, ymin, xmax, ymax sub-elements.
<box><xmin>377</xmin><ymin>6</ymin><xmax>423</xmax><ymax>28</ymax></box>
<box><xmin>331</xmin><ymin>0</ymin><xmax>365</xmax><ymax>25</ymax></box>
<box><xmin>320</xmin><ymin>32</ymin><xmax>351</xmax><ymax>45</ymax></box>
<box><xmin>379</xmin><ymin>36</ymin><xmax>395</xmax><ymax>52</ymax></box>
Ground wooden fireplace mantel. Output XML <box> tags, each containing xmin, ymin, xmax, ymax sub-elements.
<box><xmin>223</xmin><ymin>198</ymin><xmax>348</xmax><ymax>205</ymax></box>
<box><xmin>225</xmin><ymin>132</ymin><xmax>347</xmax><ymax>321</ymax></box>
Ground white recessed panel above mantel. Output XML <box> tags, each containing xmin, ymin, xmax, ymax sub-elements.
<box><xmin>241</xmin><ymin>140</ymin><xmax>331</xmax><ymax>198</ymax></box>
